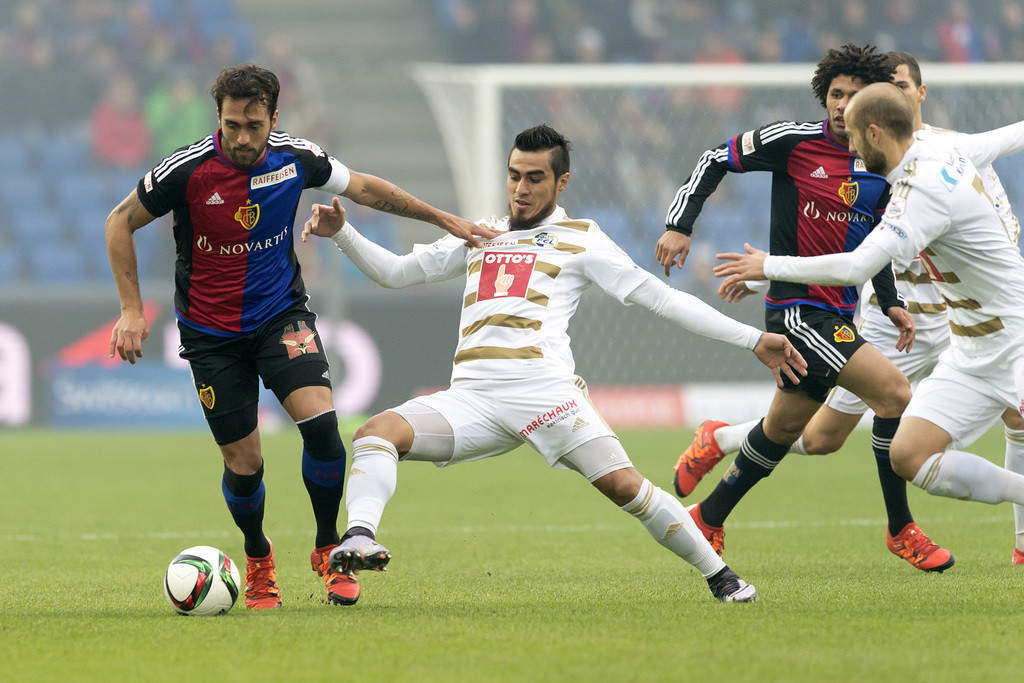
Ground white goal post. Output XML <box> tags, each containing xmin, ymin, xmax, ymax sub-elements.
<box><xmin>413</xmin><ymin>62</ymin><xmax>1024</xmax><ymax>224</ymax></box>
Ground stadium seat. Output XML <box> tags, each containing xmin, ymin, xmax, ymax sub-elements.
<box><xmin>10</xmin><ymin>208</ymin><xmax>65</xmax><ymax>251</ymax></box>
<box><xmin>38</xmin><ymin>134</ymin><xmax>89</xmax><ymax>178</ymax></box>
<box><xmin>0</xmin><ymin>135</ymin><xmax>34</xmax><ymax>179</ymax></box>
<box><xmin>57</xmin><ymin>175</ymin><xmax>109</xmax><ymax>219</ymax></box>
<box><xmin>0</xmin><ymin>174</ymin><xmax>47</xmax><ymax>214</ymax></box>
<box><xmin>29</xmin><ymin>244</ymin><xmax>87</xmax><ymax>285</ymax></box>
<box><xmin>0</xmin><ymin>246</ymin><xmax>21</xmax><ymax>285</ymax></box>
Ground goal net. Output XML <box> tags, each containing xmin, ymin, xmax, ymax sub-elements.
<box><xmin>413</xmin><ymin>63</ymin><xmax>1024</xmax><ymax>417</ymax></box>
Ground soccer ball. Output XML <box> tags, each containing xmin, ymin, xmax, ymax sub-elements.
<box><xmin>163</xmin><ymin>545</ymin><xmax>241</xmax><ymax>616</ymax></box>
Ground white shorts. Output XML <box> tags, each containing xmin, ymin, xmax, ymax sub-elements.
<box><xmin>391</xmin><ymin>374</ymin><xmax>623</xmax><ymax>471</ymax></box>
<box><xmin>825</xmin><ymin>321</ymin><xmax>950</xmax><ymax>416</ymax></box>
<box><xmin>903</xmin><ymin>358</ymin><xmax>1020</xmax><ymax>449</ymax></box>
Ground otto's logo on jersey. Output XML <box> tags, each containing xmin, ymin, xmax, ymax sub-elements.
<box><xmin>478</xmin><ymin>252</ymin><xmax>536</xmax><ymax>301</ymax></box>
<box><xmin>881</xmin><ymin>220</ymin><xmax>907</xmax><ymax>240</ymax></box>
<box><xmin>533</xmin><ymin>232</ymin><xmax>558</xmax><ymax>248</ymax></box>
<box><xmin>234</xmin><ymin>200</ymin><xmax>260</xmax><ymax>230</ymax></box>
<box><xmin>198</xmin><ymin>384</ymin><xmax>215</xmax><ymax>410</ymax></box>
<box><xmin>837</xmin><ymin>181</ymin><xmax>859</xmax><ymax>207</ymax></box>
<box><xmin>280</xmin><ymin>321</ymin><xmax>319</xmax><ymax>359</ymax></box>
<box><xmin>833</xmin><ymin>325</ymin><xmax>855</xmax><ymax>343</ymax></box>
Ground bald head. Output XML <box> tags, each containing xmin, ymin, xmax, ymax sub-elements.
<box><xmin>846</xmin><ymin>82</ymin><xmax>916</xmax><ymax>141</ymax></box>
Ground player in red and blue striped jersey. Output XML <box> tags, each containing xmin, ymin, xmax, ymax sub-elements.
<box><xmin>105</xmin><ymin>64</ymin><xmax>497</xmax><ymax>608</ymax></box>
<box><xmin>656</xmin><ymin>44</ymin><xmax>953</xmax><ymax>572</ymax></box>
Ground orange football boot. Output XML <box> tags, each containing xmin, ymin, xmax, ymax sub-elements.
<box><xmin>244</xmin><ymin>540</ymin><xmax>282</xmax><ymax>609</ymax></box>
<box><xmin>687</xmin><ymin>503</ymin><xmax>725</xmax><ymax>557</ymax></box>
<box><xmin>886</xmin><ymin>522</ymin><xmax>954</xmax><ymax>573</ymax></box>
<box><xmin>311</xmin><ymin>544</ymin><xmax>361</xmax><ymax>605</ymax></box>
<box><xmin>673</xmin><ymin>420</ymin><xmax>729</xmax><ymax>497</ymax></box>
<box><xmin>1012</xmin><ymin>547</ymin><xmax>1024</xmax><ymax>565</ymax></box>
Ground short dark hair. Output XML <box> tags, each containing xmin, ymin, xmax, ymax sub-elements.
<box><xmin>810</xmin><ymin>44</ymin><xmax>893</xmax><ymax>108</ymax></box>
<box><xmin>209</xmin><ymin>64</ymin><xmax>280</xmax><ymax>115</ymax></box>
<box><xmin>885</xmin><ymin>51</ymin><xmax>923</xmax><ymax>87</ymax></box>
<box><xmin>849</xmin><ymin>83</ymin><xmax>916</xmax><ymax>140</ymax></box>
<box><xmin>511</xmin><ymin>124</ymin><xmax>572</xmax><ymax>178</ymax></box>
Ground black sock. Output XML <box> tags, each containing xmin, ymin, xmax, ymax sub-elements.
<box><xmin>298</xmin><ymin>410</ymin><xmax>346</xmax><ymax>548</ymax></box>
<box><xmin>342</xmin><ymin>526</ymin><xmax>375</xmax><ymax>542</ymax></box>
<box><xmin>700</xmin><ymin>419</ymin><xmax>788</xmax><ymax>527</ymax></box>
<box><xmin>222</xmin><ymin>464</ymin><xmax>270</xmax><ymax>558</ymax></box>
<box><xmin>872</xmin><ymin>415</ymin><xmax>913</xmax><ymax>535</ymax></box>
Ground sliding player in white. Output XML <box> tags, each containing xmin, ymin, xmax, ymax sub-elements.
<box><xmin>716</xmin><ymin>83</ymin><xmax>1024</xmax><ymax>526</ymax></box>
<box><xmin>303</xmin><ymin>125</ymin><xmax>808</xmax><ymax>603</ymax></box>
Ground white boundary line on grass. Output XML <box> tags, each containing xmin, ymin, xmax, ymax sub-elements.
<box><xmin>0</xmin><ymin>514</ymin><xmax>1008</xmax><ymax>543</ymax></box>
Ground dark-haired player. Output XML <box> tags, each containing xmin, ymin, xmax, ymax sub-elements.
<box><xmin>655</xmin><ymin>44</ymin><xmax>953</xmax><ymax>571</ymax></box>
<box><xmin>302</xmin><ymin>124</ymin><xmax>810</xmax><ymax>603</ymax></box>
<box><xmin>105</xmin><ymin>63</ymin><xmax>497</xmax><ymax>609</ymax></box>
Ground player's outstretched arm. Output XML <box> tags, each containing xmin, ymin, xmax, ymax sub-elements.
<box><xmin>106</xmin><ymin>189</ymin><xmax>156</xmax><ymax>365</ymax></box>
<box><xmin>303</xmin><ymin>197</ymin><xmax>434</xmax><ymax>289</ymax></box>
<box><xmin>625</xmin><ymin>277</ymin><xmax>805</xmax><ymax>386</ymax></box>
<box><xmin>752</xmin><ymin>333</ymin><xmax>808</xmax><ymax>388</ymax></box>
<box><xmin>342</xmin><ymin>171</ymin><xmax>498</xmax><ymax>247</ymax></box>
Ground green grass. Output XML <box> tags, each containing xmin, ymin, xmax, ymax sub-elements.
<box><xmin>1</xmin><ymin>426</ymin><xmax>1020</xmax><ymax>681</ymax></box>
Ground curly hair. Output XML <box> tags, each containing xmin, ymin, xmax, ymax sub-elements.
<box><xmin>810</xmin><ymin>44</ymin><xmax>893</xmax><ymax>109</ymax></box>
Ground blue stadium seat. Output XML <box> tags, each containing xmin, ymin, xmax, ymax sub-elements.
<box><xmin>29</xmin><ymin>244</ymin><xmax>87</xmax><ymax>285</ymax></box>
<box><xmin>0</xmin><ymin>246</ymin><xmax>20</xmax><ymax>285</ymax></box>
<box><xmin>0</xmin><ymin>135</ymin><xmax>34</xmax><ymax>179</ymax></box>
<box><xmin>10</xmin><ymin>208</ymin><xmax>65</xmax><ymax>251</ymax></box>
<box><xmin>57</xmin><ymin>175</ymin><xmax>109</xmax><ymax>219</ymax></box>
<box><xmin>0</xmin><ymin>174</ymin><xmax>47</xmax><ymax>214</ymax></box>
<box><xmin>38</xmin><ymin>134</ymin><xmax>89</xmax><ymax>178</ymax></box>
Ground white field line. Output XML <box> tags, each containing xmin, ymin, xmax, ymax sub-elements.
<box><xmin>0</xmin><ymin>514</ymin><xmax>1009</xmax><ymax>544</ymax></box>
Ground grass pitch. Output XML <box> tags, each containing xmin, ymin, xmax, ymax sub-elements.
<box><xmin>0</xmin><ymin>425</ymin><xmax>1019</xmax><ymax>681</ymax></box>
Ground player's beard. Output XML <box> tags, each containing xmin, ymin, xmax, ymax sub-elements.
<box><xmin>508</xmin><ymin>199</ymin><xmax>556</xmax><ymax>230</ymax></box>
<box><xmin>859</xmin><ymin>142</ymin><xmax>888</xmax><ymax>176</ymax></box>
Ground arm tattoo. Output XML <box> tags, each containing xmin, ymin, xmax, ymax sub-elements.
<box><xmin>372</xmin><ymin>187</ymin><xmax>437</xmax><ymax>222</ymax></box>
<box><xmin>115</xmin><ymin>194</ymin><xmax>146</xmax><ymax>229</ymax></box>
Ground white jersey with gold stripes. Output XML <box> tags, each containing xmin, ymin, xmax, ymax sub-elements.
<box><xmin>871</xmin><ymin>135</ymin><xmax>1024</xmax><ymax>373</ymax></box>
<box><xmin>410</xmin><ymin>206</ymin><xmax>652</xmax><ymax>383</ymax></box>
<box><xmin>859</xmin><ymin>123</ymin><xmax>1023</xmax><ymax>334</ymax></box>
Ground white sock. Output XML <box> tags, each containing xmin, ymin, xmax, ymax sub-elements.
<box><xmin>1005</xmin><ymin>427</ymin><xmax>1024</xmax><ymax>550</ymax></box>
<box><xmin>620</xmin><ymin>478</ymin><xmax>725</xmax><ymax>578</ymax></box>
<box><xmin>911</xmin><ymin>449</ymin><xmax>1024</xmax><ymax>505</ymax></box>
<box><xmin>714</xmin><ymin>418</ymin><xmax>761</xmax><ymax>455</ymax></box>
<box><xmin>345</xmin><ymin>436</ymin><xmax>399</xmax><ymax>536</ymax></box>
<box><xmin>789</xmin><ymin>435</ymin><xmax>809</xmax><ymax>455</ymax></box>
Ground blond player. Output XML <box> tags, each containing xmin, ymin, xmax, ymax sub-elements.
<box><xmin>302</xmin><ymin>125</ymin><xmax>809</xmax><ymax>603</ymax></box>
<box><xmin>716</xmin><ymin>83</ymin><xmax>1024</xmax><ymax>525</ymax></box>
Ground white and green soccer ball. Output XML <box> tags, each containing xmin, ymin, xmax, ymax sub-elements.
<box><xmin>164</xmin><ymin>546</ymin><xmax>241</xmax><ymax>616</ymax></box>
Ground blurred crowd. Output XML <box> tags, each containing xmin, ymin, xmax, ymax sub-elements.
<box><xmin>435</xmin><ymin>0</ymin><xmax>1024</xmax><ymax>64</ymax></box>
<box><xmin>0</xmin><ymin>0</ymin><xmax>335</xmax><ymax>286</ymax></box>
<box><xmin>2</xmin><ymin>0</ymin><xmax>1024</xmax><ymax>289</ymax></box>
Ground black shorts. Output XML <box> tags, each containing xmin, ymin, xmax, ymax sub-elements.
<box><xmin>178</xmin><ymin>303</ymin><xmax>332</xmax><ymax>444</ymax></box>
<box><xmin>765</xmin><ymin>305</ymin><xmax>866</xmax><ymax>403</ymax></box>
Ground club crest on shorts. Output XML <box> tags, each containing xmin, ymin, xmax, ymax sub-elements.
<box><xmin>837</xmin><ymin>181</ymin><xmax>859</xmax><ymax>207</ymax></box>
<box><xmin>833</xmin><ymin>325</ymin><xmax>855</xmax><ymax>342</ymax></box>
<box><xmin>199</xmin><ymin>384</ymin><xmax>215</xmax><ymax>410</ymax></box>
<box><xmin>280</xmin><ymin>321</ymin><xmax>319</xmax><ymax>359</ymax></box>
<box><xmin>233</xmin><ymin>199</ymin><xmax>260</xmax><ymax>230</ymax></box>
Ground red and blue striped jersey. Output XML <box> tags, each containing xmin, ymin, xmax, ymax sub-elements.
<box><xmin>136</xmin><ymin>130</ymin><xmax>336</xmax><ymax>336</ymax></box>
<box><xmin>666</xmin><ymin>119</ymin><xmax>899</xmax><ymax>316</ymax></box>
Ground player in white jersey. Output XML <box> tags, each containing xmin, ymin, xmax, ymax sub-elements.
<box><xmin>716</xmin><ymin>83</ymin><xmax>1024</xmax><ymax>527</ymax></box>
<box><xmin>699</xmin><ymin>52</ymin><xmax>1024</xmax><ymax>566</ymax></box>
<box><xmin>302</xmin><ymin>125</ymin><xmax>809</xmax><ymax>603</ymax></box>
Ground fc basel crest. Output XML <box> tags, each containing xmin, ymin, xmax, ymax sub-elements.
<box><xmin>234</xmin><ymin>199</ymin><xmax>260</xmax><ymax>231</ymax></box>
<box><xmin>837</xmin><ymin>181</ymin><xmax>859</xmax><ymax>207</ymax></box>
<box><xmin>833</xmin><ymin>325</ymin><xmax>855</xmax><ymax>343</ymax></box>
<box><xmin>199</xmin><ymin>384</ymin><xmax>215</xmax><ymax>410</ymax></box>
